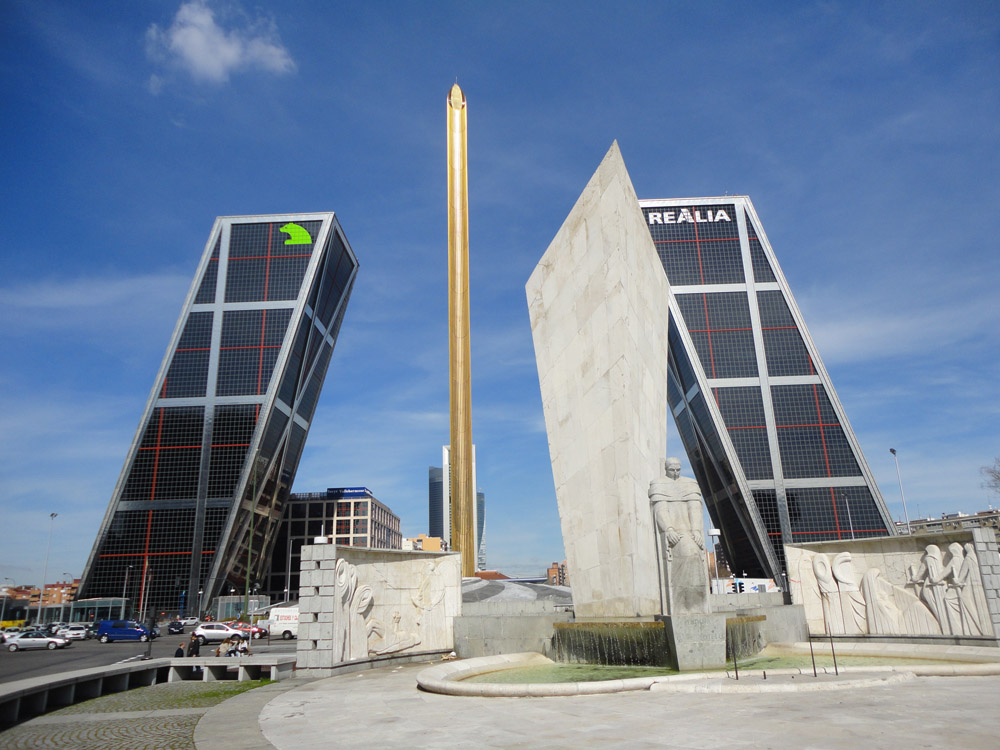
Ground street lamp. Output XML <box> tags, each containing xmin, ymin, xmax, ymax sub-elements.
<box><xmin>842</xmin><ymin>492</ymin><xmax>856</xmax><ymax>539</ymax></box>
<box><xmin>245</xmin><ymin>455</ymin><xmax>268</xmax><ymax>623</ymax></box>
<box><xmin>889</xmin><ymin>448</ymin><xmax>912</xmax><ymax>535</ymax></box>
<box><xmin>1</xmin><ymin>577</ymin><xmax>12</xmax><ymax>626</ymax></box>
<box><xmin>38</xmin><ymin>513</ymin><xmax>58</xmax><ymax>626</ymax></box>
<box><xmin>708</xmin><ymin>528</ymin><xmax>721</xmax><ymax>594</ymax></box>
<box><xmin>60</xmin><ymin>573</ymin><xmax>71</xmax><ymax>623</ymax></box>
<box><xmin>121</xmin><ymin>565</ymin><xmax>133</xmax><ymax>619</ymax></box>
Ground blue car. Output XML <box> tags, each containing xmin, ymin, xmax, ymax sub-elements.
<box><xmin>96</xmin><ymin>620</ymin><xmax>151</xmax><ymax>643</ymax></box>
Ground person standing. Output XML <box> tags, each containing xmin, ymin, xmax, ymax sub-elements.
<box><xmin>186</xmin><ymin>632</ymin><xmax>201</xmax><ymax>657</ymax></box>
<box><xmin>174</xmin><ymin>642</ymin><xmax>185</xmax><ymax>658</ymax></box>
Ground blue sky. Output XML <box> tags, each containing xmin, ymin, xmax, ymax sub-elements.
<box><xmin>1</xmin><ymin>1</ymin><xmax>998</xmax><ymax>585</ymax></box>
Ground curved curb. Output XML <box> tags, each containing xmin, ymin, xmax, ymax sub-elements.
<box><xmin>418</xmin><ymin>653</ymin><xmax>680</xmax><ymax>698</ymax></box>
<box><xmin>417</xmin><ymin>652</ymin><xmax>1000</xmax><ymax>698</ymax></box>
<box><xmin>649</xmin><ymin>671</ymin><xmax>915</xmax><ymax>693</ymax></box>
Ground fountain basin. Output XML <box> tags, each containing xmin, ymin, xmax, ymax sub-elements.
<box><xmin>416</xmin><ymin>645</ymin><xmax>1000</xmax><ymax>698</ymax></box>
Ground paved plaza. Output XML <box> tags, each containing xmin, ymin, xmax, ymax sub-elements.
<box><xmin>258</xmin><ymin>661</ymin><xmax>998</xmax><ymax>749</ymax></box>
<box><xmin>2</xmin><ymin>660</ymin><xmax>998</xmax><ymax>749</ymax></box>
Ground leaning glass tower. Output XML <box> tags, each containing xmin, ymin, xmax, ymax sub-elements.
<box><xmin>639</xmin><ymin>197</ymin><xmax>894</xmax><ymax>580</ymax></box>
<box><xmin>79</xmin><ymin>213</ymin><xmax>357</xmax><ymax>616</ymax></box>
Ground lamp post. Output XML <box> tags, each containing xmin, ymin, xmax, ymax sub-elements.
<box><xmin>245</xmin><ymin>456</ymin><xmax>267</xmax><ymax>623</ymax></box>
<box><xmin>1</xmin><ymin>577</ymin><xmax>12</xmax><ymax>626</ymax></box>
<box><xmin>889</xmin><ymin>448</ymin><xmax>912</xmax><ymax>535</ymax></box>
<box><xmin>121</xmin><ymin>565</ymin><xmax>133</xmax><ymax>619</ymax></box>
<box><xmin>842</xmin><ymin>492</ymin><xmax>856</xmax><ymax>539</ymax></box>
<box><xmin>60</xmin><ymin>573</ymin><xmax>71</xmax><ymax>623</ymax></box>
<box><xmin>37</xmin><ymin>512</ymin><xmax>58</xmax><ymax>626</ymax></box>
<box><xmin>708</xmin><ymin>528</ymin><xmax>721</xmax><ymax>594</ymax></box>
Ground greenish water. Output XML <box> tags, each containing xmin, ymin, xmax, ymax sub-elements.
<box><xmin>462</xmin><ymin>652</ymin><xmax>961</xmax><ymax>685</ymax></box>
<box><xmin>734</xmin><ymin>653</ymin><xmax>956</xmax><ymax>670</ymax></box>
<box><xmin>463</xmin><ymin>664</ymin><xmax>678</xmax><ymax>684</ymax></box>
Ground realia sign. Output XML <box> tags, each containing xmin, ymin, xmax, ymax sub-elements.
<box><xmin>647</xmin><ymin>208</ymin><xmax>731</xmax><ymax>225</ymax></box>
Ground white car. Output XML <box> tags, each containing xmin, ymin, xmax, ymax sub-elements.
<box><xmin>179</xmin><ymin>617</ymin><xmax>200</xmax><ymax>626</ymax></box>
<box><xmin>57</xmin><ymin>625</ymin><xmax>89</xmax><ymax>640</ymax></box>
<box><xmin>7</xmin><ymin>630</ymin><xmax>72</xmax><ymax>651</ymax></box>
<box><xmin>193</xmin><ymin>622</ymin><xmax>244</xmax><ymax>644</ymax></box>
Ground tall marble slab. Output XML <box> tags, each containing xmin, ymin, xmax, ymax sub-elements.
<box><xmin>526</xmin><ymin>142</ymin><xmax>671</xmax><ymax>618</ymax></box>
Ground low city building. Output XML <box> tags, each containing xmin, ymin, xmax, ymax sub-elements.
<box><xmin>263</xmin><ymin>487</ymin><xmax>401</xmax><ymax>600</ymax></box>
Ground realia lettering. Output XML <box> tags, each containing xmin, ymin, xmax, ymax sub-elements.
<box><xmin>647</xmin><ymin>209</ymin><xmax>732</xmax><ymax>225</ymax></box>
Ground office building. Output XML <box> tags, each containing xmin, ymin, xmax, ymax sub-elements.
<box><xmin>264</xmin><ymin>487</ymin><xmax>401</xmax><ymax>599</ymax></box>
<box><xmin>431</xmin><ymin>445</ymin><xmax>483</xmax><ymax>570</ymax></box>
<box><xmin>639</xmin><ymin>197</ymin><xmax>894</xmax><ymax>579</ymax></box>
<box><xmin>79</xmin><ymin>213</ymin><xmax>358</xmax><ymax>616</ymax></box>
<box><xmin>477</xmin><ymin>489</ymin><xmax>487</xmax><ymax>570</ymax></box>
<box><xmin>428</xmin><ymin>467</ymin><xmax>445</xmax><ymax>539</ymax></box>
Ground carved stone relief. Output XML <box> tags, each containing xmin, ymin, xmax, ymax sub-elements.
<box><xmin>789</xmin><ymin>540</ymin><xmax>990</xmax><ymax>638</ymax></box>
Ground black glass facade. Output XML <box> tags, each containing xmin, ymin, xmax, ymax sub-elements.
<box><xmin>641</xmin><ymin>198</ymin><xmax>893</xmax><ymax>579</ymax></box>
<box><xmin>79</xmin><ymin>213</ymin><xmax>358</xmax><ymax>616</ymax></box>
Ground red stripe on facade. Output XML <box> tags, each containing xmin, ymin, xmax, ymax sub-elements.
<box><xmin>149</xmin><ymin>408</ymin><xmax>165</xmax><ymax>501</ymax></box>
<box><xmin>138</xmin><ymin>509</ymin><xmax>153</xmax><ymax>612</ymax></box>
<box><xmin>653</xmin><ymin>237</ymin><xmax>739</xmax><ymax>244</ymax></box>
<box><xmin>227</xmin><ymin>253</ymin><xmax>310</xmax><ymax>260</ymax></box>
<box><xmin>264</xmin><ymin>224</ymin><xmax>273</xmax><ymax>302</ymax></box>
<box><xmin>257</xmin><ymin>309</ymin><xmax>267</xmax><ymax>395</ymax></box>
<box><xmin>99</xmin><ymin>550</ymin><xmax>214</xmax><ymax>560</ymax></box>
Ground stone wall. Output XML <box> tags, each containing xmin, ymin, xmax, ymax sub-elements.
<box><xmin>296</xmin><ymin>544</ymin><xmax>462</xmax><ymax>675</ymax></box>
<box><xmin>786</xmin><ymin>531</ymin><xmax>998</xmax><ymax>644</ymax></box>
<box><xmin>454</xmin><ymin>599</ymin><xmax>572</xmax><ymax>658</ymax></box>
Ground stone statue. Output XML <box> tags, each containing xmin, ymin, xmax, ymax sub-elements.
<box><xmin>832</xmin><ymin>552</ymin><xmax>867</xmax><ymax>634</ymax></box>
<box><xmin>333</xmin><ymin>558</ymin><xmax>375</xmax><ymax>661</ymax></box>
<box><xmin>908</xmin><ymin>544</ymin><xmax>950</xmax><ymax>634</ymax></box>
<box><xmin>946</xmin><ymin>543</ymin><xmax>983</xmax><ymax>636</ymax></box>
<box><xmin>649</xmin><ymin>457</ymin><xmax>709</xmax><ymax>615</ymax></box>
<box><xmin>812</xmin><ymin>553</ymin><xmax>844</xmax><ymax>634</ymax></box>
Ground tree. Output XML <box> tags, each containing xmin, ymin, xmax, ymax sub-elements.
<box><xmin>982</xmin><ymin>458</ymin><xmax>1000</xmax><ymax>496</ymax></box>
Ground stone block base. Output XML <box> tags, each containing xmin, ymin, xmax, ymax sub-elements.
<box><xmin>657</xmin><ymin>614</ymin><xmax>727</xmax><ymax>670</ymax></box>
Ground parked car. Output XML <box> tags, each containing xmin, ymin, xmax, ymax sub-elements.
<box><xmin>7</xmin><ymin>630</ymin><xmax>71</xmax><ymax>651</ymax></box>
<box><xmin>95</xmin><ymin>620</ymin><xmax>151</xmax><ymax>643</ymax></box>
<box><xmin>192</xmin><ymin>622</ymin><xmax>244</xmax><ymax>644</ymax></box>
<box><xmin>46</xmin><ymin>622</ymin><xmax>68</xmax><ymax>635</ymax></box>
<box><xmin>226</xmin><ymin>621</ymin><xmax>269</xmax><ymax>640</ymax></box>
<box><xmin>167</xmin><ymin>621</ymin><xmax>185</xmax><ymax>634</ymax></box>
<box><xmin>56</xmin><ymin>625</ymin><xmax>90</xmax><ymax>640</ymax></box>
<box><xmin>178</xmin><ymin>617</ymin><xmax>200</xmax><ymax>626</ymax></box>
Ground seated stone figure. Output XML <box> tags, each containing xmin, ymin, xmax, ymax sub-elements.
<box><xmin>649</xmin><ymin>457</ymin><xmax>710</xmax><ymax>615</ymax></box>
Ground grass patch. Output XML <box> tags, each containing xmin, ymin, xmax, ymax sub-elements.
<box><xmin>49</xmin><ymin>679</ymin><xmax>274</xmax><ymax>714</ymax></box>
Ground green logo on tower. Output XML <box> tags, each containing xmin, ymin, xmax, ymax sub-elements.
<box><xmin>280</xmin><ymin>223</ymin><xmax>312</xmax><ymax>245</ymax></box>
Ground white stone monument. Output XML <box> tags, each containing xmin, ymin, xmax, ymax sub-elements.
<box><xmin>296</xmin><ymin>545</ymin><xmax>462</xmax><ymax>676</ymax></box>
<box><xmin>526</xmin><ymin>142</ymin><xmax>671</xmax><ymax>619</ymax></box>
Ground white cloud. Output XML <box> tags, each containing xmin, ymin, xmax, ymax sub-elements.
<box><xmin>146</xmin><ymin>1</ymin><xmax>295</xmax><ymax>85</ymax></box>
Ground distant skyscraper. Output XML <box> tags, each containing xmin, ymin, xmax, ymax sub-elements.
<box><xmin>433</xmin><ymin>445</ymin><xmax>481</xmax><ymax>569</ymax></box>
<box><xmin>428</xmin><ymin>467</ymin><xmax>445</xmax><ymax>539</ymax></box>
<box><xmin>639</xmin><ymin>196</ymin><xmax>894</xmax><ymax>578</ymax></box>
<box><xmin>476</xmin><ymin>489</ymin><xmax>486</xmax><ymax>570</ymax></box>
<box><xmin>79</xmin><ymin>213</ymin><xmax>358</xmax><ymax>615</ymax></box>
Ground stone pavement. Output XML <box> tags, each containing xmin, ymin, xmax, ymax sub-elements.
<box><xmin>259</xmin><ymin>660</ymin><xmax>1000</xmax><ymax>749</ymax></box>
<box><xmin>0</xmin><ymin>680</ymin><xmax>293</xmax><ymax>750</ymax></box>
<box><xmin>2</xmin><ymin>660</ymin><xmax>998</xmax><ymax>749</ymax></box>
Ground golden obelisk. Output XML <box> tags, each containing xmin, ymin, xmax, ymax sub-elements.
<box><xmin>447</xmin><ymin>83</ymin><xmax>475</xmax><ymax>577</ymax></box>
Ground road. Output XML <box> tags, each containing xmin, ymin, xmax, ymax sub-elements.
<box><xmin>0</xmin><ymin>634</ymin><xmax>296</xmax><ymax>685</ymax></box>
